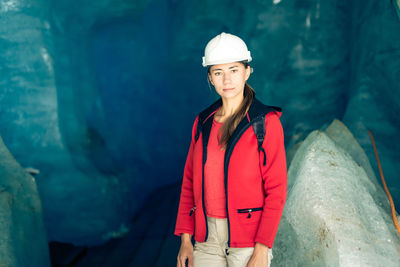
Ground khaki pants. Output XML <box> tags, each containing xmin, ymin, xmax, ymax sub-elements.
<box><xmin>193</xmin><ymin>217</ymin><xmax>273</xmax><ymax>267</ymax></box>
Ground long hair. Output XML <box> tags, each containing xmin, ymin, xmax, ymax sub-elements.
<box><xmin>208</xmin><ymin>61</ymin><xmax>255</xmax><ymax>148</ymax></box>
<box><xmin>218</xmin><ymin>82</ymin><xmax>255</xmax><ymax>147</ymax></box>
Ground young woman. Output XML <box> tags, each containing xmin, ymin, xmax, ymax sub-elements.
<box><xmin>175</xmin><ymin>32</ymin><xmax>287</xmax><ymax>267</ymax></box>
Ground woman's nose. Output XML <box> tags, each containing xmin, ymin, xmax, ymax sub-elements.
<box><xmin>223</xmin><ymin>73</ymin><xmax>231</xmax><ymax>83</ymax></box>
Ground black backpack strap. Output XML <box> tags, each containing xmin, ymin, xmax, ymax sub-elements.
<box><xmin>248</xmin><ymin>99</ymin><xmax>282</xmax><ymax>167</ymax></box>
<box><xmin>252</xmin><ymin>116</ymin><xmax>267</xmax><ymax>166</ymax></box>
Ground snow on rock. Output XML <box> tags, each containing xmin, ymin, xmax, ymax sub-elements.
<box><xmin>0</xmin><ymin>136</ymin><xmax>50</xmax><ymax>267</ymax></box>
<box><xmin>325</xmin><ymin>119</ymin><xmax>392</xmax><ymax>215</ymax></box>
<box><xmin>324</xmin><ymin>119</ymin><xmax>377</xmax><ymax>184</ymax></box>
<box><xmin>273</xmin><ymin>122</ymin><xmax>400</xmax><ymax>266</ymax></box>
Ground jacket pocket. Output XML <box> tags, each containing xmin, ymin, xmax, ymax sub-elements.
<box><xmin>189</xmin><ymin>206</ymin><xmax>196</xmax><ymax>216</ymax></box>
<box><xmin>237</xmin><ymin>207</ymin><xmax>263</xmax><ymax>218</ymax></box>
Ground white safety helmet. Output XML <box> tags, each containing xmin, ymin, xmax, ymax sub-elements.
<box><xmin>202</xmin><ymin>32</ymin><xmax>252</xmax><ymax>67</ymax></box>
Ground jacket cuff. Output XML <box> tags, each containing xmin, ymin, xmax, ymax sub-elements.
<box><xmin>174</xmin><ymin>228</ymin><xmax>194</xmax><ymax>237</ymax></box>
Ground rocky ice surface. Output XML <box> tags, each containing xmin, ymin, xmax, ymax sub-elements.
<box><xmin>0</xmin><ymin>0</ymin><xmax>152</xmax><ymax>245</ymax></box>
<box><xmin>0</xmin><ymin>136</ymin><xmax>50</xmax><ymax>266</ymax></box>
<box><xmin>273</xmin><ymin>120</ymin><xmax>400</xmax><ymax>266</ymax></box>
<box><xmin>0</xmin><ymin>0</ymin><xmax>399</xmax><ymax>247</ymax></box>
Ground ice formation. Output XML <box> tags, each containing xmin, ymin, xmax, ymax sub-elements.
<box><xmin>0</xmin><ymin>136</ymin><xmax>50</xmax><ymax>266</ymax></box>
<box><xmin>273</xmin><ymin>120</ymin><xmax>400</xmax><ymax>266</ymax></box>
<box><xmin>0</xmin><ymin>0</ymin><xmax>399</xmax><ymax>247</ymax></box>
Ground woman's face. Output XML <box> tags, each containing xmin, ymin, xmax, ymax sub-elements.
<box><xmin>208</xmin><ymin>62</ymin><xmax>251</xmax><ymax>101</ymax></box>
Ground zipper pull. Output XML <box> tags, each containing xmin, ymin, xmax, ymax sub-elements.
<box><xmin>260</xmin><ymin>147</ymin><xmax>267</xmax><ymax>166</ymax></box>
<box><xmin>225</xmin><ymin>248</ymin><xmax>230</xmax><ymax>255</ymax></box>
<box><xmin>247</xmin><ymin>209</ymin><xmax>252</xmax><ymax>218</ymax></box>
<box><xmin>189</xmin><ymin>207</ymin><xmax>196</xmax><ymax>216</ymax></box>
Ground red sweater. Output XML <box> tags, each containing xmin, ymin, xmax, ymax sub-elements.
<box><xmin>204</xmin><ymin>117</ymin><xmax>226</xmax><ymax>218</ymax></box>
<box><xmin>174</xmin><ymin>99</ymin><xmax>287</xmax><ymax>248</ymax></box>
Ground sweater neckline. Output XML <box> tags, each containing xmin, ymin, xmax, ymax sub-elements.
<box><xmin>213</xmin><ymin>106</ymin><xmax>224</xmax><ymax>125</ymax></box>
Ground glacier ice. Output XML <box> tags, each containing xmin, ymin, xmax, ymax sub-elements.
<box><xmin>0</xmin><ymin>136</ymin><xmax>50</xmax><ymax>267</ymax></box>
<box><xmin>273</xmin><ymin>120</ymin><xmax>400</xmax><ymax>266</ymax></box>
<box><xmin>395</xmin><ymin>0</ymin><xmax>400</xmax><ymax>19</ymax></box>
<box><xmin>0</xmin><ymin>0</ymin><xmax>155</xmax><ymax>245</ymax></box>
<box><xmin>0</xmin><ymin>0</ymin><xmax>399</xmax><ymax>248</ymax></box>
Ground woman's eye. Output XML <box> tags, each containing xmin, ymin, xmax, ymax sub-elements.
<box><xmin>214</xmin><ymin>72</ymin><xmax>221</xmax><ymax>76</ymax></box>
<box><xmin>232</xmin><ymin>69</ymin><xmax>238</xmax><ymax>73</ymax></box>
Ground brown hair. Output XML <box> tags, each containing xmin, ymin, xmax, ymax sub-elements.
<box><xmin>208</xmin><ymin>62</ymin><xmax>255</xmax><ymax>148</ymax></box>
<box><xmin>218</xmin><ymin>82</ymin><xmax>255</xmax><ymax>147</ymax></box>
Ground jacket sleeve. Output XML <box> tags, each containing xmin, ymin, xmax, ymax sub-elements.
<box><xmin>255</xmin><ymin>112</ymin><xmax>287</xmax><ymax>248</ymax></box>
<box><xmin>174</xmin><ymin>116</ymin><xmax>199</xmax><ymax>237</ymax></box>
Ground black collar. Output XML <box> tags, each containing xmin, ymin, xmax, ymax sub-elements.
<box><xmin>199</xmin><ymin>97</ymin><xmax>281</xmax><ymax>124</ymax></box>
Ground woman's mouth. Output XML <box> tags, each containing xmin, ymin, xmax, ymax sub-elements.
<box><xmin>223</xmin><ymin>88</ymin><xmax>234</xmax><ymax>91</ymax></box>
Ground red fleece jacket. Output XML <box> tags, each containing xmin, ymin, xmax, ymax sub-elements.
<box><xmin>174</xmin><ymin>109</ymin><xmax>287</xmax><ymax>248</ymax></box>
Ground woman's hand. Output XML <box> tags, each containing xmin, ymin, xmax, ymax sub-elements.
<box><xmin>177</xmin><ymin>233</ymin><xmax>194</xmax><ymax>267</ymax></box>
<box><xmin>246</xmin><ymin>242</ymin><xmax>269</xmax><ymax>267</ymax></box>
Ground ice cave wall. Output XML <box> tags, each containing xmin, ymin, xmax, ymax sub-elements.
<box><xmin>0</xmin><ymin>0</ymin><xmax>399</xmax><ymax>246</ymax></box>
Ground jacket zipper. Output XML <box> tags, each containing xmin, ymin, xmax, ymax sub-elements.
<box><xmin>201</xmin><ymin>116</ymin><xmax>214</xmax><ymax>242</ymax></box>
<box><xmin>237</xmin><ymin>207</ymin><xmax>263</xmax><ymax>218</ymax></box>
<box><xmin>224</xmin><ymin>117</ymin><xmax>261</xmax><ymax>247</ymax></box>
<box><xmin>189</xmin><ymin>206</ymin><xmax>196</xmax><ymax>216</ymax></box>
<box><xmin>202</xmin><ymin>147</ymin><xmax>209</xmax><ymax>241</ymax></box>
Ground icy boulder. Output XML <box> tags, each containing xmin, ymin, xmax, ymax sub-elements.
<box><xmin>324</xmin><ymin>119</ymin><xmax>391</xmax><ymax>213</ymax></box>
<box><xmin>273</xmin><ymin>122</ymin><xmax>400</xmax><ymax>266</ymax></box>
<box><xmin>0</xmin><ymin>136</ymin><xmax>50</xmax><ymax>266</ymax></box>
